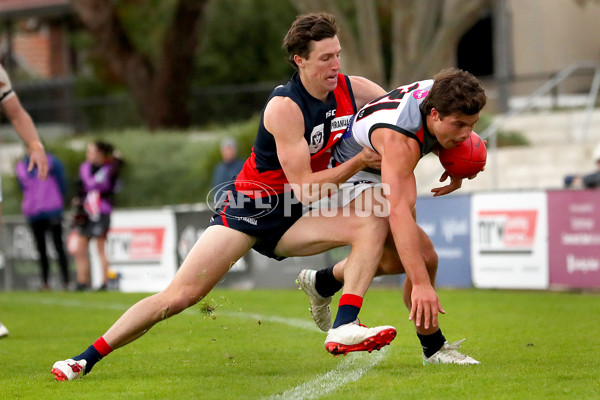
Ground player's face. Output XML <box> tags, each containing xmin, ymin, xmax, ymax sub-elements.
<box><xmin>431</xmin><ymin>110</ymin><xmax>479</xmax><ymax>149</ymax></box>
<box><xmin>295</xmin><ymin>36</ymin><xmax>341</xmax><ymax>101</ymax></box>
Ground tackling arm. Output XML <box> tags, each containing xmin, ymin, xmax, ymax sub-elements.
<box><xmin>264</xmin><ymin>96</ymin><xmax>380</xmax><ymax>204</ymax></box>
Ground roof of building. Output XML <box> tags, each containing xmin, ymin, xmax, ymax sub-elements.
<box><xmin>0</xmin><ymin>0</ymin><xmax>71</xmax><ymax>20</ymax></box>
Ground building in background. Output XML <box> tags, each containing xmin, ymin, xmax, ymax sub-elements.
<box><xmin>0</xmin><ymin>0</ymin><xmax>599</xmax><ymax>130</ymax></box>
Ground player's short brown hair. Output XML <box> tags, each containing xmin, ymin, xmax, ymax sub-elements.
<box><xmin>421</xmin><ymin>68</ymin><xmax>487</xmax><ymax>117</ymax></box>
<box><xmin>282</xmin><ymin>13</ymin><xmax>338</xmax><ymax>70</ymax></box>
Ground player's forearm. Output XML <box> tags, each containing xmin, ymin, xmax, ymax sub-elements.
<box><xmin>11</xmin><ymin>110</ymin><xmax>42</xmax><ymax>150</ymax></box>
<box><xmin>290</xmin><ymin>153</ymin><xmax>367</xmax><ymax>203</ymax></box>
<box><xmin>389</xmin><ymin>208</ymin><xmax>432</xmax><ymax>287</ymax></box>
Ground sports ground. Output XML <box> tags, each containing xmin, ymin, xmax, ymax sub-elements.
<box><xmin>1</xmin><ymin>288</ymin><xmax>598</xmax><ymax>399</ymax></box>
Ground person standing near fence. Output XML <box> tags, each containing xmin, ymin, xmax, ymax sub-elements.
<box><xmin>0</xmin><ymin>62</ymin><xmax>48</xmax><ymax>337</ymax></box>
<box><xmin>71</xmin><ymin>141</ymin><xmax>123</xmax><ymax>291</ymax></box>
<box><xmin>16</xmin><ymin>151</ymin><xmax>70</xmax><ymax>290</ymax></box>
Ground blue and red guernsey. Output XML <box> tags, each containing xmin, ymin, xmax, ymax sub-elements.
<box><xmin>235</xmin><ymin>72</ymin><xmax>357</xmax><ymax>197</ymax></box>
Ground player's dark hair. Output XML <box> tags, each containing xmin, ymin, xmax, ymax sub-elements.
<box><xmin>421</xmin><ymin>68</ymin><xmax>487</xmax><ymax>117</ymax></box>
<box><xmin>282</xmin><ymin>12</ymin><xmax>337</xmax><ymax>70</ymax></box>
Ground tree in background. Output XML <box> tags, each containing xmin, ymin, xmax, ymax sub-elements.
<box><xmin>289</xmin><ymin>0</ymin><xmax>493</xmax><ymax>88</ymax></box>
<box><xmin>193</xmin><ymin>0</ymin><xmax>297</xmax><ymax>86</ymax></box>
<box><xmin>71</xmin><ymin>0</ymin><xmax>208</xmax><ymax>130</ymax></box>
<box><xmin>71</xmin><ymin>0</ymin><xmax>496</xmax><ymax>128</ymax></box>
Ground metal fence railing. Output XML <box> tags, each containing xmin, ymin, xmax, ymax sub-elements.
<box><xmin>3</xmin><ymin>79</ymin><xmax>281</xmax><ymax>133</ymax></box>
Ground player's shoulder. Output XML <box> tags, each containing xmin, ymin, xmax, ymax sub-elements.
<box><xmin>348</xmin><ymin>76</ymin><xmax>386</xmax><ymax>109</ymax></box>
<box><xmin>263</xmin><ymin>96</ymin><xmax>304</xmax><ymax>136</ymax></box>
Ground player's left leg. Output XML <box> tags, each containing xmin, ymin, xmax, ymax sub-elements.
<box><xmin>52</xmin><ymin>226</ymin><xmax>257</xmax><ymax>381</ymax></box>
<box><xmin>276</xmin><ymin>196</ymin><xmax>396</xmax><ymax>355</ymax></box>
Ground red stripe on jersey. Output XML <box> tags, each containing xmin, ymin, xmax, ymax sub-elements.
<box><xmin>415</xmin><ymin>126</ymin><xmax>425</xmax><ymax>144</ymax></box>
<box><xmin>237</xmin><ymin>74</ymin><xmax>356</xmax><ymax>197</ymax></box>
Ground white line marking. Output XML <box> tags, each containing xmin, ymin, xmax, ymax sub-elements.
<box><xmin>30</xmin><ymin>298</ymin><xmax>322</xmax><ymax>332</ymax></box>
<box><xmin>27</xmin><ymin>296</ymin><xmax>389</xmax><ymax>398</ymax></box>
<box><xmin>265</xmin><ymin>349</ymin><xmax>388</xmax><ymax>400</ymax></box>
<box><xmin>219</xmin><ymin>311</ymin><xmax>322</xmax><ymax>332</ymax></box>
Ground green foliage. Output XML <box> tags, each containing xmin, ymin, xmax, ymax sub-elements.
<box><xmin>117</xmin><ymin>0</ymin><xmax>179</xmax><ymax>63</ymax></box>
<box><xmin>1</xmin><ymin>117</ymin><xmax>259</xmax><ymax>216</ymax></box>
<box><xmin>0</xmin><ymin>289</ymin><xmax>599</xmax><ymax>399</ymax></box>
<box><xmin>67</xmin><ymin>0</ymin><xmax>297</xmax><ymax>128</ymax></box>
<box><xmin>475</xmin><ymin>112</ymin><xmax>530</xmax><ymax>147</ymax></box>
<box><xmin>194</xmin><ymin>0</ymin><xmax>297</xmax><ymax>86</ymax></box>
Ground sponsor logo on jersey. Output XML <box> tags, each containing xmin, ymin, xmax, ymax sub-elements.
<box><xmin>331</xmin><ymin>115</ymin><xmax>352</xmax><ymax>132</ymax></box>
<box><xmin>412</xmin><ymin>89</ymin><xmax>429</xmax><ymax>100</ymax></box>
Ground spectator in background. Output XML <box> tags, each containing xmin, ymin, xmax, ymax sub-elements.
<box><xmin>0</xmin><ymin>62</ymin><xmax>48</xmax><ymax>338</ymax></box>
<box><xmin>72</xmin><ymin>141</ymin><xmax>123</xmax><ymax>291</ymax></box>
<box><xmin>564</xmin><ymin>142</ymin><xmax>600</xmax><ymax>189</ymax></box>
<box><xmin>210</xmin><ymin>137</ymin><xmax>245</xmax><ymax>204</ymax></box>
<box><xmin>16</xmin><ymin>151</ymin><xmax>70</xmax><ymax>290</ymax></box>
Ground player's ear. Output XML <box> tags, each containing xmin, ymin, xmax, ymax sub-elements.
<box><xmin>293</xmin><ymin>55</ymin><xmax>304</xmax><ymax>69</ymax></box>
<box><xmin>430</xmin><ymin>108</ymin><xmax>439</xmax><ymax>121</ymax></box>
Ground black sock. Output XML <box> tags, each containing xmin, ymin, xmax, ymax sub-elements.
<box><xmin>417</xmin><ymin>329</ymin><xmax>446</xmax><ymax>358</ymax></box>
<box><xmin>73</xmin><ymin>345</ymin><xmax>103</xmax><ymax>374</ymax></box>
<box><xmin>315</xmin><ymin>266</ymin><xmax>343</xmax><ymax>297</ymax></box>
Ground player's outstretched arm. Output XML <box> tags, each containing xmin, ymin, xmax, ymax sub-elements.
<box><xmin>374</xmin><ymin>128</ymin><xmax>445</xmax><ymax>329</ymax></box>
<box><xmin>2</xmin><ymin>95</ymin><xmax>48</xmax><ymax>179</ymax></box>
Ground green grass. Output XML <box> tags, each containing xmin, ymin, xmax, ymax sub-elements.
<box><xmin>0</xmin><ymin>289</ymin><xmax>599</xmax><ymax>399</ymax></box>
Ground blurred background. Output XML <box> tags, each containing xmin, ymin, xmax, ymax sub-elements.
<box><xmin>0</xmin><ymin>0</ymin><xmax>599</xmax><ymax>292</ymax></box>
<box><xmin>1</xmin><ymin>0</ymin><xmax>600</xmax><ymax>199</ymax></box>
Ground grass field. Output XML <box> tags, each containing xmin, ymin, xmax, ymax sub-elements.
<box><xmin>1</xmin><ymin>288</ymin><xmax>599</xmax><ymax>399</ymax></box>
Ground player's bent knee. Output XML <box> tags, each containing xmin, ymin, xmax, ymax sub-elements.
<box><xmin>356</xmin><ymin>214</ymin><xmax>389</xmax><ymax>244</ymax></box>
<box><xmin>156</xmin><ymin>289</ymin><xmax>202</xmax><ymax>319</ymax></box>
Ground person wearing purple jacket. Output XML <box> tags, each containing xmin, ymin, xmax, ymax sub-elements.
<box><xmin>16</xmin><ymin>152</ymin><xmax>70</xmax><ymax>290</ymax></box>
<box><xmin>72</xmin><ymin>141</ymin><xmax>123</xmax><ymax>291</ymax></box>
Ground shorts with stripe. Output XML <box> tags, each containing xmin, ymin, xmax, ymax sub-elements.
<box><xmin>208</xmin><ymin>188</ymin><xmax>307</xmax><ymax>260</ymax></box>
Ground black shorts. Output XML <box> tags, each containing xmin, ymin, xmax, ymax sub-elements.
<box><xmin>208</xmin><ymin>188</ymin><xmax>307</xmax><ymax>259</ymax></box>
<box><xmin>77</xmin><ymin>213</ymin><xmax>111</xmax><ymax>239</ymax></box>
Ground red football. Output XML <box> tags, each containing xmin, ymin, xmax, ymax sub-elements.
<box><xmin>439</xmin><ymin>131</ymin><xmax>487</xmax><ymax>178</ymax></box>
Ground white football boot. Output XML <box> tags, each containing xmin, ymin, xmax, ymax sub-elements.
<box><xmin>297</xmin><ymin>269</ymin><xmax>332</xmax><ymax>331</ymax></box>
<box><xmin>0</xmin><ymin>322</ymin><xmax>8</xmax><ymax>338</ymax></box>
<box><xmin>324</xmin><ymin>319</ymin><xmax>396</xmax><ymax>356</ymax></box>
<box><xmin>51</xmin><ymin>359</ymin><xmax>87</xmax><ymax>381</ymax></box>
<box><xmin>422</xmin><ymin>339</ymin><xmax>481</xmax><ymax>365</ymax></box>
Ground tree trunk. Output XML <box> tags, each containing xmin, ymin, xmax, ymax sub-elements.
<box><xmin>290</xmin><ymin>0</ymin><xmax>493</xmax><ymax>89</ymax></box>
<box><xmin>71</xmin><ymin>0</ymin><xmax>208</xmax><ymax>130</ymax></box>
<box><xmin>147</xmin><ymin>0</ymin><xmax>208</xmax><ymax>129</ymax></box>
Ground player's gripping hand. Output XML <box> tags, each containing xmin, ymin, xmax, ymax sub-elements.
<box><xmin>431</xmin><ymin>171</ymin><xmax>462</xmax><ymax>197</ymax></box>
<box><xmin>409</xmin><ymin>283</ymin><xmax>445</xmax><ymax>329</ymax></box>
<box><xmin>358</xmin><ymin>147</ymin><xmax>382</xmax><ymax>170</ymax></box>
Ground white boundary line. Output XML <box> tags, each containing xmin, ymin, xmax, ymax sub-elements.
<box><xmin>30</xmin><ymin>297</ymin><xmax>389</xmax><ymax>398</ymax></box>
<box><xmin>265</xmin><ymin>349</ymin><xmax>388</xmax><ymax>400</ymax></box>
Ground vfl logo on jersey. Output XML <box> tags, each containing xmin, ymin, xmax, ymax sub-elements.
<box><xmin>412</xmin><ymin>89</ymin><xmax>429</xmax><ymax>100</ymax></box>
<box><xmin>308</xmin><ymin>124</ymin><xmax>324</xmax><ymax>154</ymax></box>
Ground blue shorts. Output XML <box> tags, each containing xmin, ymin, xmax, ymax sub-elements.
<box><xmin>207</xmin><ymin>188</ymin><xmax>307</xmax><ymax>260</ymax></box>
